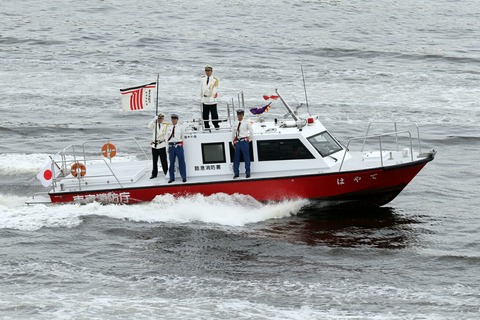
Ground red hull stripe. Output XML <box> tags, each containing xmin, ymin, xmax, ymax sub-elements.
<box><xmin>49</xmin><ymin>158</ymin><xmax>432</xmax><ymax>205</ymax></box>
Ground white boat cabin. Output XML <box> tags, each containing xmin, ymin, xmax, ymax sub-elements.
<box><xmin>182</xmin><ymin>115</ymin><xmax>347</xmax><ymax>179</ymax></box>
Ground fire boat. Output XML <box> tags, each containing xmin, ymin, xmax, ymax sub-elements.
<box><xmin>27</xmin><ymin>90</ymin><xmax>435</xmax><ymax>206</ymax></box>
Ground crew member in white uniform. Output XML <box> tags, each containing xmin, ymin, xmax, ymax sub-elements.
<box><xmin>232</xmin><ymin>109</ymin><xmax>253</xmax><ymax>179</ymax></box>
<box><xmin>200</xmin><ymin>64</ymin><xmax>219</xmax><ymax>129</ymax></box>
<box><xmin>166</xmin><ymin>114</ymin><xmax>187</xmax><ymax>183</ymax></box>
<box><xmin>147</xmin><ymin>113</ymin><xmax>169</xmax><ymax>178</ymax></box>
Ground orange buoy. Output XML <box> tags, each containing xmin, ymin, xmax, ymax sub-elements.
<box><xmin>102</xmin><ymin>143</ymin><xmax>117</xmax><ymax>159</ymax></box>
<box><xmin>71</xmin><ymin>162</ymin><xmax>87</xmax><ymax>177</ymax></box>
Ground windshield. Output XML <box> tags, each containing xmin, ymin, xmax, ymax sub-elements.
<box><xmin>307</xmin><ymin>131</ymin><xmax>343</xmax><ymax>157</ymax></box>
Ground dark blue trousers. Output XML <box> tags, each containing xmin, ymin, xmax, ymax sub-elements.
<box><xmin>233</xmin><ymin>140</ymin><xmax>250</xmax><ymax>176</ymax></box>
<box><xmin>168</xmin><ymin>145</ymin><xmax>186</xmax><ymax>181</ymax></box>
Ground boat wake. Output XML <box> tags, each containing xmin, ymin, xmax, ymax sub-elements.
<box><xmin>0</xmin><ymin>193</ymin><xmax>309</xmax><ymax>231</ymax></box>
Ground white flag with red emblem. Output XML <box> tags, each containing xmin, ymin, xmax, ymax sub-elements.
<box><xmin>120</xmin><ymin>82</ymin><xmax>156</xmax><ymax>111</ymax></box>
<box><xmin>36</xmin><ymin>160</ymin><xmax>61</xmax><ymax>187</ymax></box>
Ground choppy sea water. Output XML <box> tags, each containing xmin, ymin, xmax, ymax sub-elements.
<box><xmin>1</xmin><ymin>0</ymin><xmax>479</xmax><ymax>319</ymax></box>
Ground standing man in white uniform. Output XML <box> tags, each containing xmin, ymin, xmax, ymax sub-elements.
<box><xmin>232</xmin><ymin>109</ymin><xmax>253</xmax><ymax>179</ymax></box>
<box><xmin>200</xmin><ymin>64</ymin><xmax>219</xmax><ymax>130</ymax></box>
<box><xmin>166</xmin><ymin>114</ymin><xmax>187</xmax><ymax>183</ymax></box>
<box><xmin>147</xmin><ymin>113</ymin><xmax>169</xmax><ymax>179</ymax></box>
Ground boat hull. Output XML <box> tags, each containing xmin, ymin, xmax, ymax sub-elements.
<box><xmin>49</xmin><ymin>155</ymin><xmax>433</xmax><ymax>207</ymax></box>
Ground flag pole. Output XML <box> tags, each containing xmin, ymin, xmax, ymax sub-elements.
<box><xmin>301</xmin><ymin>65</ymin><xmax>310</xmax><ymax>115</ymax></box>
<box><xmin>155</xmin><ymin>73</ymin><xmax>160</xmax><ymax>115</ymax></box>
<box><xmin>154</xmin><ymin>73</ymin><xmax>160</xmax><ymax>148</ymax></box>
<box><xmin>49</xmin><ymin>155</ymin><xmax>65</xmax><ymax>177</ymax></box>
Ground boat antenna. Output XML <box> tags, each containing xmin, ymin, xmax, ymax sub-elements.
<box><xmin>154</xmin><ymin>73</ymin><xmax>160</xmax><ymax>148</ymax></box>
<box><xmin>155</xmin><ymin>73</ymin><xmax>160</xmax><ymax>116</ymax></box>
<box><xmin>301</xmin><ymin>65</ymin><xmax>310</xmax><ymax>115</ymax></box>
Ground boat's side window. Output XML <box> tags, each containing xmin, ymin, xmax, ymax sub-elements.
<box><xmin>257</xmin><ymin>139</ymin><xmax>315</xmax><ymax>161</ymax></box>
<box><xmin>202</xmin><ymin>142</ymin><xmax>226</xmax><ymax>164</ymax></box>
<box><xmin>307</xmin><ymin>131</ymin><xmax>343</xmax><ymax>157</ymax></box>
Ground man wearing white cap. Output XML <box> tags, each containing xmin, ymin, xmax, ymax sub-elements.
<box><xmin>200</xmin><ymin>64</ymin><xmax>220</xmax><ymax>130</ymax></box>
<box><xmin>147</xmin><ymin>113</ymin><xmax>169</xmax><ymax>178</ymax></box>
<box><xmin>232</xmin><ymin>109</ymin><xmax>253</xmax><ymax>179</ymax></box>
<box><xmin>166</xmin><ymin>114</ymin><xmax>187</xmax><ymax>183</ymax></box>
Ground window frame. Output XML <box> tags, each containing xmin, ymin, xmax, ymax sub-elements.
<box><xmin>201</xmin><ymin>142</ymin><xmax>227</xmax><ymax>164</ymax></box>
<box><xmin>307</xmin><ymin>131</ymin><xmax>343</xmax><ymax>157</ymax></box>
<box><xmin>257</xmin><ymin>138</ymin><xmax>315</xmax><ymax>161</ymax></box>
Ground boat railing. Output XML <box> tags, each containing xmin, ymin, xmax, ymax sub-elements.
<box><xmin>339</xmin><ymin>130</ymin><xmax>415</xmax><ymax>171</ymax></box>
<box><xmin>362</xmin><ymin>122</ymin><xmax>422</xmax><ymax>153</ymax></box>
<box><xmin>196</xmin><ymin>91</ymin><xmax>245</xmax><ymax>131</ymax></box>
<box><xmin>49</xmin><ymin>137</ymin><xmax>149</xmax><ymax>192</ymax></box>
<box><xmin>26</xmin><ymin>191</ymin><xmax>51</xmax><ymax>205</ymax></box>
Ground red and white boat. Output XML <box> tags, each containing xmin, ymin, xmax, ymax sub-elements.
<box><xmin>27</xmin><ymin>90</ymin><xmax>435</xmax><ymax>206</ymax></box>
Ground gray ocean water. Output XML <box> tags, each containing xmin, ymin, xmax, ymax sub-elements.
<box><xmin>1</xmin><ymin>0</ymin><xmax>480</xmax><ymax>319</ymax></box>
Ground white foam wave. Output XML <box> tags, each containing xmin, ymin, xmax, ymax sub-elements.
<box><xmin>0</xmin><ymin>195</ymin><xmax>83</xmax><ymax>231</ymax></box>
<box><xmin>0</xmin><ymin>153</ymin><xmax>50</xmax><ymax>175</ymax></box>
<box><xmin>0</xmin><ymin>193</ymin><xmax>308</xmax><ymax>231</ymax></box>
<box><xmin>123</xmin><ymin>193</ymin><xmax>307</xmax><ymax>226</ymax></box>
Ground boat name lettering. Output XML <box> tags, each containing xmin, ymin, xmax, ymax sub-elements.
<box><xmin>195</xmin><ymin>165</ymin><xmax>222</xmax><ymax>171</ymax></box>
<box><xmin>338</xmin><ymin>174</ymin><xmax>377</xmax><ymax>186</ymax></box>
<box><xmin>73</xmin><ymin>192</ymin><xmax>131</xmax><ymax>204</ymax></box>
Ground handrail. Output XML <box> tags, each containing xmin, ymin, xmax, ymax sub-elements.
<box><xmin>47</xmin><ymin>137</ymin><xmax>149</xmax><ymax>192</ymax></box>
<box><xmin>339</xmin><ymin>130</ymin><xmax>414</xmax><ymax>171</ymax></box>
<box><xmin>197</xmin><ymin>91</ymin><xmax>244</xmax><ymax>131</ymax></box>
<box><xmin>30</xmin><ymin>191</ymin><xmax>50</xmax><ymax>199</ymax></box>
<box><xmin>362</xmin><ymin>121</ymin><xmax>422</xmax><ymax>153</ymax></box>
<box><xmin>80</xmin><ymin>137</ymin><xmax>149</xmax><ymax>160</ymax></box>
<box><xmin>56</xmin><ymin>157</ymin><xmax>125</xmax><ymax>190</ymax></box>
<box><xmin>25</xmin><ymin>191</ymin><xmax>52</xmax><ymax>205</ymax></box>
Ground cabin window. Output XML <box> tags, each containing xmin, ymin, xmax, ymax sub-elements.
<box><xmin>307</xmin><ymin>131</ymin><xmax>343</xmax><ymax>157</ymax></box>
<box><xmin>202</xmin><ymin>142</ymin><xmax>226</xmax><ymax>164</ymax></box>
<box><xmin>257</xmin><ymin>139</ymin><xmax>315</xmax><ymax>161</ymax></box>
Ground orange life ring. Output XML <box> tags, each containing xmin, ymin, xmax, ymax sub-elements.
<box><xmin>102</xmin><ymin>143</ymin><xmax>117</xmax><ymax>159</ymax></box>
<box><xmin>71</xmin><ymin>162</ymin><xmax>86</xmax><ymax>177</ymax></box>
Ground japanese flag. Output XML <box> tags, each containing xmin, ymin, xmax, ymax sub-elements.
<box><xmin>36</xmin><ymin>160</ymin><xmax>61</xmax><ymax>187</ymax></box>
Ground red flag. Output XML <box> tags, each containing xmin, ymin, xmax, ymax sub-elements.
<box><xmin>263</xmin><ymin>95</ymin><xmax>279</xmax><ymax>100</ymax></box>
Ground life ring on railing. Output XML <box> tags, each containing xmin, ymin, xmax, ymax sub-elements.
<box><xmin>101</xmin><ymin>143</ymin><xmax>117</xmax><ymax>159</ymax></box>
<box><xmin>71</xmin><ymin>162</ymin><xmax>86</xmax><ymax>177</ymax></box>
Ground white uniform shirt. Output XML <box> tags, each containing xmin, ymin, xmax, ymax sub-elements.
<box><xmin>200</xmin><ymin>76</ymin><xmax>219</xmax><ymax>105</ymax></box>
<box><xmin>232</xmin><ymin>120</ymin><xmax>253</xmax><ymax>141</ymax></box>
<box><xmin>148</xmin><ymin>120</ymin><xmax>169</xmax><ymax>149</ymax></box>
<box><xmin>166</xmin><ymin>123</ymin><xmax>185</xmax><ymax>144</ymax></box>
